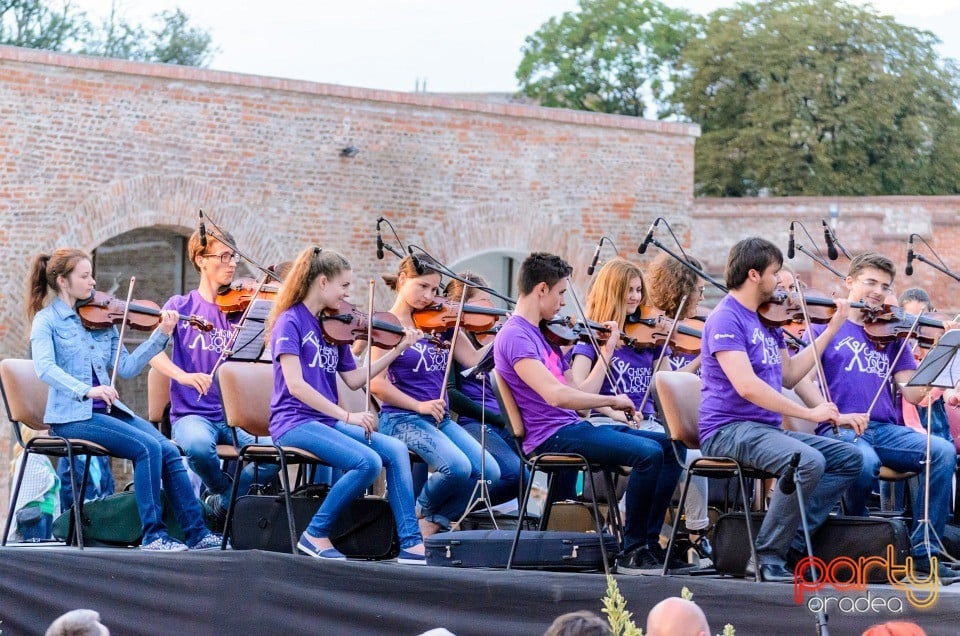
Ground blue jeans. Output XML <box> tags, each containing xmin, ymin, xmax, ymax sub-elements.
<box><xmin>460</xmin><ymin>422</ymin><xmax>525</xmax><ymax>506</ymax></box>
<box><xmin>534</xmin><ymin>421</ymin><xmax>682</xmax><ymax>554</ymax></box>
<box><xmin>823</xmin><ymin>422</ymin><xmax>956</xmax><ymax>556</ymax></box>
<box><xmin>52</xmin><ymin>411</ymin><xmax>209</xmax><ymax>545</ymax></box>
<box><xmin>702</xmin><ymin>423</ymin><xmax>862</xmax><ymax>566</ymax></box>
<box><xmin>278</xmin><ymin>421</ymin><xmax>421</xmax><ymax>549</ymax></box>
<box><xmin>379</xmin><ymin>412</ymin><xmax>500</xmax><ymax>529</ymax></box>
<box><xmin>173</xmin><ymin>415</ymin><xmax>280</xmax><ymax>498</ymax></box>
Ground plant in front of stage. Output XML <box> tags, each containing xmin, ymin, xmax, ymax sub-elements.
<box><xmin>601</xmin><ymin>577</ymin><xmax>735</xmax><ymax>636</ymax></box>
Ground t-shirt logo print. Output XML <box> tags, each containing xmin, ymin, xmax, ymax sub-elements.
<box><xmin>611</xmin><ymin>358</ymin><xmax>650</xmax><ymax>395</ymax></box>
<box><xmin>835</xmin><ymin>336</ymin><xmax>890</xmax><ymax>378</ymax></box>
<box><xmin>410</xmin><ymin>342</ymin><xmax>447</xmax><ymax>373</ymax></box>
<box><xmin>752</xmin><ymin>327</ymin><xmax>782</xmax><ymax>366</ymax></box>
<box><xmin>185</xmin><ymin>325</ymin><xmax>231</xmax><ymax>354</ymax></box>
<box><xmin>303</xmin><ymin>330</ymin><xmax>338</xmax><ymax>372</ymax></box>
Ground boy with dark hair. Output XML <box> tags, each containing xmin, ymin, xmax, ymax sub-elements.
<box><xmin>494</xmin><ymin>252</ymin><xmax>686</xmax><ymax>573</ymax></box>
<box><xmin>699</xmin><ymin>237</ymin><xmax>862</xmax><ymax>582</ymax></box>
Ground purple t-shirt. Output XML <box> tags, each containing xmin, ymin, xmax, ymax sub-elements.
<box><xmin>164</xmin><ymin>290</ymin><xmax>237</xmax><ymax>423</ymax></box>
<box><xmin>699</xmin><ymin>294</ymin><xmax>786</xmax><ymax>443</ymax></box>
<box><xmin>379</xmin><ymin>336</ymin><xmax>449</xmax><ymax>414</ymax></box>
<box><xmin>494</xmin><ymin>315</ymin><xmax>579</xmax><ymax>455</ymax></box>
<box><xmin>269</xmin><ymin>302</ymin><xmax>356</xmax><ymax>439</ymax></box>
<box><xmin>809</xmin><ymin>321</ymin><xmax>916</xmax><ymax>434</ymax></box>
<box><xmin>568</xmin><ymin>342</ymin><xmax>663</xmax><ymax>417</ymax></box>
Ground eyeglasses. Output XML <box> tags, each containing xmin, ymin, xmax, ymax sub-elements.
<box><xmin>202</xmin><ymin>252</ymin><xmax>241</xmax><ymax>265</ymax></box>
<box><xmin>856</xmin><ymin>277</ymin><xmax>892</xmax><ymax>294</ymax></box>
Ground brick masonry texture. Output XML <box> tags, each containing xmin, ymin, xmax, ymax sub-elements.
<box><xmin>2</xmin><ymin>45</ymin><xmax>959</xmax><ymax>524</ymax></box>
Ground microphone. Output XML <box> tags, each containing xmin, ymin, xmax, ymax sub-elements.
<box><xmin>408</xmin><ymin>246</ymin><xmax>425</xmax><ymax>276</ymax></box>
<box><xmin>787</xmin><ymin>221</ymin><xmax>795</xmax><ymax>260</ymax></box>
<box><xmin>779</xmin><ymin>452</ymin><xmax>801</xmax><ymax>495</ymax></box>
<box><xmin>823</xmin><ymin>221</ymin><xmax>838</xmax><ymax>261</ymax></box>
<box><xmin>376</xmin><ymin>218</ymin><xmax>385</xmax><ymax>260</ymax></box>
<box><xmin>586</xmin><ymin>239</ymin><xmax>602</xmax><ymax>276</ymax></box>
<box><xmin>637</xmin><ymin>219</ymin><xmax>659</xmax><ymax>255</ymax></box>
<box><xmin>905</xmin><ymin>235</ymin><xmax>915</xmax><ymax>276</ymax></box>
<box><xmin>198</xmin><ymin>209</ymin><xmax>207</xmax><ymax>248</ymax></box>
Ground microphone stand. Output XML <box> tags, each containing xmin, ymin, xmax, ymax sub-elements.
<box><xmin>407</xmin><ymin>244</ymin><xmax>516</xmax><ymax>307</ymax></box>
<box><xmin>789</xmin><ymin>454</ymin><xmax>830</xmax><ymax>636</ymax></box>
<box><xmin>643</xmin><ymin>236</ymin><xmax>728</xmax><ymax>293</ymax></box>
<box><xmin>912</xmin><ymin>253</ymin><xmax>960</xmax><ymax>283</ymax></box>
<box><xmin>795</xmin><ymin>243</ymin><xmax>844</xmax><ymax>279</ymax></box>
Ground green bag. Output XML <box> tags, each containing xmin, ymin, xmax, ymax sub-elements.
<box><xmin>52</xmin><ymin>489</ymin><xmax>186</xmax><ymax>546</ymax></box>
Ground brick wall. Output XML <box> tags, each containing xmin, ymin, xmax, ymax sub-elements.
<box><xmin>0</xmin><ymin>45</ymin><xmax>698</xmax><ymax>525</ymax></box>
<box><xmin>691</xmin><ymin>197</ymin><xmax>960</xmax><ymax>310</ymax></box>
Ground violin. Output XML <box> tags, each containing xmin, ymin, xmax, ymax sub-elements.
<box><xmin>318</xmin><ymin>301</ymin><xmax>406</xmax><ymax>349</ymax></box>
<box><xmin>861</xmin><ymin>305</ymin><xmax>950</xmax><ymax>346</ymax></box>
<box><xmin>216</xmin><ymin>277</ymin><xmax>281</xmax><ymax>313</ymax></box>
<box><xmin>412</xmin><ymin>299</ymin><xmax>508</xmax><ymax>335</ymax></box>
<box><xmin>75</xmin><ymin>291</ymin><xmax>213</xmax><ymax>332</ymax></box>
<box><xmin>757</xmin><ymin>290</ymin><xmax>843</xmax><ymax>327</ymax></box>
<box><xmin>622</xmin><ymin>307</ymin><xmax>703</xmax><ymax>355</ymax></box>
<box><xmin>538</xmin><ymin>315</ymin><xmax>611</xmax><ymax>347</ymax></box>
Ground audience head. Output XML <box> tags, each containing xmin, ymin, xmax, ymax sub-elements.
<box><xmin>645</xmin><ymin>597</ymin><xmax>710</xmax><ymax>636</ymax></box>
<box><xmin>544</xmin><ymin>610</ymin><xmax>610</xmax><ymax>636</ymax></box>
<box><xmin>45</xmin><ymin>609</ymin><xmax>110</xmax><ymax>636</ymax></box>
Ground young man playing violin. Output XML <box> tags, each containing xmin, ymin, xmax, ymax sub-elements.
<box><xmin>699</xmin><ymin>237</ymin><xmax>862</xmax><ymax>582</ymax></box>
<box><xmin>795</xmin><ymin>252</ymin><xmax>959</xmax><ymax>583</ymax></box>
<box><xmin>149</xmin><ymin>228</ymin><xmax>279</xmax><ymax>519</ymax></box>
<box><xmin>493</xmin><ymin>252</ymin><xmax>685</xmax><ymax>573</ymax></box>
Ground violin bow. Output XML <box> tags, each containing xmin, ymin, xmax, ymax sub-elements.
<box><xmin>785</xmin><ymin>265</ymin><xmax>838</xmax><ymax>434</ymax></box>
<box><xmin>565</xmin><ymin>277</ymin><xmax>636</xmax><ymax>426</ymax></box>
<box><xmin>364</xmin><ymin>279</ymin><xmax>375</xmax><ymax>444</ymax></box>
<box><xmin>436</xmin><ymin>289</ymin><xmax>469</xmax><ymax>427</ymax></box>
<box><xmin>106</xmin><ymin>276</ymin><xmax>136</xmax><ymax>415</ymax></box>
<box><xmin>637</xmin><ymin>294</ymin><xmax>688</xmax><ymax>416</ymax></box>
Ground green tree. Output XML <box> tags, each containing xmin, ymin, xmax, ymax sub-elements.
<box><xmin>0</xmin><ymin>0</ymin><xmax>215</xmax><ymax>67</ymax></box>
<box><xmin>516</xmin><ymin>0</ymin><xmax>700</xmax><ymax>118</ymax></box>
<box><xmin>673</xmin><ymin>0</ymin><xmax>960</xmax><ymax>196</ymax></box>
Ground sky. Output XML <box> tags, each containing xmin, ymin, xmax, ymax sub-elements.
<box><xmin>68</xmin><ymin>1</ymin><xmax>960</xmax><ymax>94</ymax></box>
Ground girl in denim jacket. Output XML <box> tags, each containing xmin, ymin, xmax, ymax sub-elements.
<box><xmin>28</xmin><ymin>248</ymin><xmax>221</xmax><ymax>551</ymax></box>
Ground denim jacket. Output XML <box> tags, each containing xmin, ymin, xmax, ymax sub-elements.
<box><xmin>31</xmin><ymin>298</ymin><xmax>171</xmax><ymax>424</ymax></box>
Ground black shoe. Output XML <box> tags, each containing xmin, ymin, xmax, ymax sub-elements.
<box><xmin>914</xmin><ymin>557</ymin><xmax>960</xmax><ymax>586</ymax></box>
<box><xmin>649</xmin><ymin>543</ymin><xmax>697</xmax><ymax>572</ymax></box>
<box><xmin>786</xmin><ymin>548</ymin><xmax>820</xmax><ymax>581</ymax></box>
<box><xmin>745</xmin><ymin>557</ymin><xmax>794</xmax><ymax>583</ymax></box>
<box><xmin>690</xmin><ymin>535</ymin><xmax>713</xmax><ymax>561</ymax></box>
<box><xmin>618</xmin><ymin>546</ymin><xmax>662</xmax><ymax>574</ymax></box>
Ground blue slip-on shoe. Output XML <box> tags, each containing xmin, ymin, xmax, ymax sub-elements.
<box><xmin>296</xmin><ymin>534</ymin><xmax>346</xmax><ymax>560</ymax></box>
<box><xmin>397</xmin><ymin>548</ymin><xmax>426</xmax><ymax>565</ymax></box>
<box><xmin>188</xmin><ymin>532</ymin><xmax>223</xmax><ymax>551</ymax></box>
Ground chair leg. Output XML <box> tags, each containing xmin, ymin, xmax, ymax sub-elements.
<box><xmin>2</xmin><ymin>448</ymin><xmax>31</xmax><ymax>546</ymax></box>
<box><xmin>582</xmin><ymin>465</ymin><xmax>610</xmax><ymax>576</ymax></box>
<box><xmin>508</xmin><ymin>462</ymin><xmax>539</xmax><ymax>570</ymax></box>
<box><xmin>737</xmin><ymin>470</ymin><xmax>761</xmax><ymax>582</ymax></box>
<box><xmin>62</xmin><ymin>441</ymin><xmax>85</xmax><ymax>550</ymax></box>
<box><xmin>663</xmin><ymin>471</ymin><xmax>694</xmax><ymax>576</ymax></box>
<box><xmin>602</xmin><ymin>470</ymin><xmax>624</xmax><ymax>544</ymax></box>
<box><xmin>220</xmin><ymin>454</ymin><xmax>246</xmax><ymax>551</ymax></box>
<box><xmin>275</xmin><ymin>451</ymin><xmax>298</xmax><ymax>555</ymax></box>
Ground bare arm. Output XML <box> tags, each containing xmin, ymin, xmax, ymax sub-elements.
<box><xmin>716</xmin><ymin>349</ymin><xmax>839</xmax><ymax>423</ymax></box>
<box><xmin>149</xmin><ymin>350</ymin><xmax>212</xmax><ymax>395</ymax></box>
<box><xmin>514</xmin><ymin>357</ymin><xmax>632</xmax><ymax>413</ymax></box>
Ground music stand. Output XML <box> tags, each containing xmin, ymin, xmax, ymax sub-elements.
<box><xmin>905</xmin><ymin>329</ymin><xmax>960</xmax><ymax>562</ymax></box>
<box><xmin>227</xmin><ymin>299</ymin><xmax>273</xmax><ymax>363</ymax></box>
<box><xmin>455</xmin><ymin>346</ymin><xmax>498</xmax><ymax>529</ymax></box>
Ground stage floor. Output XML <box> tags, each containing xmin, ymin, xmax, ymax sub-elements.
<box><xmin>1</xmin><ymin>545</ymin><xmax>958</xmax><ymax>636</ymax></box>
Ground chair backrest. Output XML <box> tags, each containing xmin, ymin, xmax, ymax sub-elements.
<box><xmin>146</xmin><ymin>367</ymin><xmax>171</xmax><ymax>424</ymax></box>
<box><xmin>780</xmin><ymin>388</ymin><xmax>818</xmax><ymax>435</ymax></box>
<box><xmin>654</xmin><ymin>371</ymin><xmax>701</xmax><ymax>450</ymax></box>
<box><xmin>491</xmin><ymin>370</ymin><xmax>525</xmax><ymax>440</ymax></box>
<box><xmin>0</xmin><ymin>358</ymin><xmax>49</xmax><ymax>433</ymax></box>
<box><xmin>217</xmin><ymin>361</ymin><xmax>273</xmax><ymax>438</ymax></box>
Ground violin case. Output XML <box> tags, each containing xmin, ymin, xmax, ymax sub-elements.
<box><xmin>713</xmin><ymin>512</ymin><xmax>909</xmax><ymax>583</ymax></box>
<box><xmin>424</xmin><ymin>529</ymin><xmax>619</xmax><ymax>571</ymax></box>
<box><xmin>229</xmin><ymin>485</ymin><xmax>398</xmax><ymax>559</ymax></box>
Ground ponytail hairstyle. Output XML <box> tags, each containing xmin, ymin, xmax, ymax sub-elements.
<box><xmin>443</xmin><ymin>272</ymin><xmax>488</xmax><ymax>303</ymax></box>
<box><xmin>381</xmin><ymin>254</ymin><xmax>441</xmax><ymax>291</ymax></box>
<box><xmin>584</xmin><ymin>257</ymin><xmax>645</xmax><ymax>328</ymax></box>
<box><xmin>26</xmin><ymin>248</ymin><xmax>89</xmax><ymax>319</ymax></box>
<box><xmin>266</xmin><ymin>247</ymin><xmax>351</xmax><ymax>335</ymax></box>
